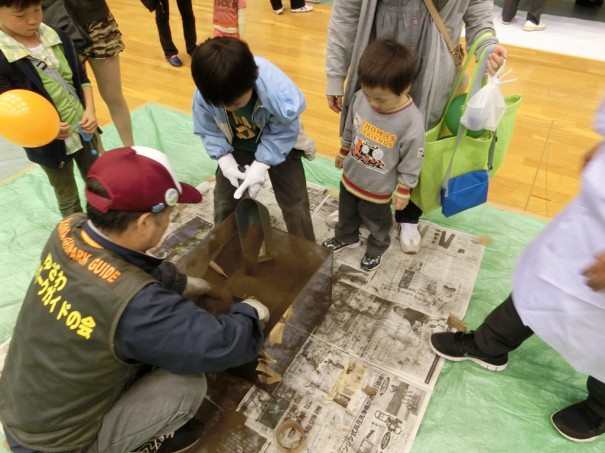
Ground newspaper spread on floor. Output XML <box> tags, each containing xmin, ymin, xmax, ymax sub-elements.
<box><xmin>0</xmin><ymin>180</ymin><xmax>484</xmax><ymax>452</ymax></box>
<box><xmin>154</xmin><ymin>180</ymin><xmax>484</xmax><ymax>453</ymax></box>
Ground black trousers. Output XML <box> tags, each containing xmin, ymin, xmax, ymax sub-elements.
<box><xmin>394</xmin><ymin>199</ymin><xmax>422</xmax><ymax>224</ymax></box>
<box><xmin>155</xmin><ymin>0</ymin><xmax>197</xmax><ymax>56</ymax></box>
<box><xmin>475</xmin><ymin>294</ymin><xmax>605</xmax><ymax>417</ymax></box>
<box><xmin>269</xmin><ymin>0</ymin><xmax>306</xmax><ymax>10</ymax></box>
<box><xmin>502</xmin><ymin>0</ymin><xmax>548</xmax><ymax>24</ymax></box>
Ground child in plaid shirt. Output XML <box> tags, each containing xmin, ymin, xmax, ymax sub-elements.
<box><xmin>0</xmin><ymin>0</ymin><xmax>100</xmax><ymax>217</ymax></box>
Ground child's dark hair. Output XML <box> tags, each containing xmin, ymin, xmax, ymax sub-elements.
<box><xmin>0</xmin><ymin>0</ymin><xmax>40</xmax><ymax>7</ymax></box>
<box><xmin>358</xmin><ymin>38</ymin><xmax>415</xmax><ymax>95</ymax></box>
<box><xmin>191</xmin><ymin>37</ymin><xmax>259</xmax><ymax>107</ymax></box>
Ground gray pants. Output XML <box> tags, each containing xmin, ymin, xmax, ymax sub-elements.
<box><xmin>40</xmin><ymin>143</ymin><xmax>98</xmax><ymax>218</ymax></box>
<box><xmin>213</xmin><ymin>149</ymin><xmax>316</xmax><ymax>242</ymax></box>
<box><xmin>335</xmin><ymin>183</ymin><xmax>392</xmax><ymax>256</ymax></box>
<box><xmin>88</xmin><ymin>370</ymin><xmax>206</xmax><ymax>453</ymax></box>
<box><xmin>502</xmin><ymin>0</ymin><xmax>548</xmax><ymax>24</ymax></box>
<box><xmin>5</xmin><ymin>369</ymin><xmax>206</xmax><ymax>453</ymax></box>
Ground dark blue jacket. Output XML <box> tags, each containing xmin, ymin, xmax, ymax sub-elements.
<box><xmin>81</xmin><ymin>221</ymin><xmax>265</xmax><ymax>375</ymax></box>
<box><xmin>0</xmin><ymin>27</ymin><xmax>89</xmax><ymax>168</ymax></box>
<box><xmin>4</xmin><ymin>217</ymin><xmax>265</xmax><ymax>453</ymax></box>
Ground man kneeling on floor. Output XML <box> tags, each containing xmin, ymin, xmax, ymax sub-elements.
<box><xmin>430</xmin><ymin>98</ymin><xmax>605</xmax><ymax>443</ymax></box>
<box><xmin>0</xmin><ymin>146</ymin><xmax>269</xmax><ymax>452</ymax></box>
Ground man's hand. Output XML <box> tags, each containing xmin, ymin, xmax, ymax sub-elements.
<box><xmin>234</xmin><ymin>161</ymin><xmax>270</xmax><ymax>199</ymax></box>
<box><xmin>218</xmin><ymin>154</ymin><xmax>246</xmax><ymax>188</ymax></box>
<box><xmin>335</xmin><ymin>155</ymin><xmax>344</xmax><ymax>169</ymax></box>
<box><xmin>327</xmin><ymin>95</ymin><xmax>343</xmax><ymax>113</ymax></box>
<box><xmin>182</xmin><ymin>276</ymin><xmax>213</xmax><ymax>298</ymax></box>
<box><xmin>581</xmin><ymin>252</ymin><xmax>605</xmax><ymax>292</ymax></box>
<box><xmin>241</xmin><ymin>298</ymin><xmax>270</xmax><ymax>324</ymax></box>
<box><xmin>183</xmin><ymin>277</ymin><xmax>233</xmax><ymax>310</ymax></box>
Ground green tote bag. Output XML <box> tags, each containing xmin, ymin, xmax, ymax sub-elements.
<box><xmin>411</xmin><ymin>35</ymin><xmax>522</xmax><ymax>214</ymax></box>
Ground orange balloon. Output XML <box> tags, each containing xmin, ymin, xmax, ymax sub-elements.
<box><xmin>0</xmin><ymin>89</ymin><xmax>60</xmax><ymax>147</ymax></box>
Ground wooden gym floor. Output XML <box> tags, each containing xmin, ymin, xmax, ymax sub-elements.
<box><xmin>102</xmin><ymin>0</ymin><xmax>605</xmax><ymax>220</ymax></box>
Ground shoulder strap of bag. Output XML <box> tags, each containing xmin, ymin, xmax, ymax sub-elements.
<box><xmin>422</xmin><ymin>0</ymin><xmax>462</xmax><ymax>67</ymax></box>
<box><xmin>441</xmin><ymin>32</ymin><xmax>494</xmax><ymax>118</ymax></box>
<box><xmin>441</xmin><ymin>44</ymin><xmax>497</xmax><ymax>196</ymax></box>
<box><xmin>28</xmin><ymin>57</ymin><xmax>79</xmax><ymax>100</ymax></box>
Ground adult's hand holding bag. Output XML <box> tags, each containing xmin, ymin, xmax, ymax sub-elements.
<box><xmin>461</xmin><ymin>63</ymin><xmax>514</xmax><ymax>132</ymax></box>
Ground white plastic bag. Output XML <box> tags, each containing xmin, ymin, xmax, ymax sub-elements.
<box><xmin>461</xmin><ymin>64</ymin><xmax>514</xmax><ymax>132</ymax></box>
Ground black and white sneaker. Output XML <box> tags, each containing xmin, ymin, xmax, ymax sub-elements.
<box><xmin>551</xmin><ymin>401</ymin><xmax>605</xmax><ymax>442</ymax></box>
<box><xmin>322</xmin><ymin>237</ymin><xmax>361</xmax><ymax>252</ymax></box>
<box><xmin>360</xmin><ymin>253</ymin><xmax>381</xmax><ymax>271</ymax></box>
<box><xmin>131</xmin><ymin>418</ymin><xmax>203</xmax><ymax>453</ymax></box>
<box><xmin>430</xmin><ymin>331</ymin><xmax>508</xmax><ymax>372</ymax></box>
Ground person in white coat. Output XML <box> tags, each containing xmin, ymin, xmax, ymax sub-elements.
<box><xmin>429</xmin><ymin>97</ymin><xmax>605</xmax><ymax>443</ymax></box>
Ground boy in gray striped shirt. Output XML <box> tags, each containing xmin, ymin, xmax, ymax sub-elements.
<box><xmin>322</xmin><ymin>38</ymin><xmax>425</xmax><ymax>271</ymax></box>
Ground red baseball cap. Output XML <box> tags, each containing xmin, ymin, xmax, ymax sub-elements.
<box><xmin>85</xmin><ymin>146</ymin><xmax>202</xmax><ymax>213</ymax></box>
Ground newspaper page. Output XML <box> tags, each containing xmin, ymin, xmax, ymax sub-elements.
<box><xmin>0</xmin><ymin>180</ymin><xmax>484</xmax><ymax>452</ymax></box>
<box><xmin>153</xmin><ymin>180</ymin><xmax>484</xmax><ymax>452</ymax></box>
<box><xmin>239</xmin><ymin>337</ymin><xmax>432</xmax><ymax>453</ymax></box>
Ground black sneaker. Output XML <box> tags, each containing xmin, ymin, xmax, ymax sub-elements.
<box><xmin>430</xmin><ymin>331</ymin><xmax>508</xmax><ymax>372</ymax></box>
<box><xmin>131</xmin><ymin>418</ymin><xmax>203</xmax><ymax>453</ymax></box>
<box><xmin>551</xmin><ymin>401</ymin><xmax>605</xmax><ymax>442</ymax></box>
<box><xmin>360</xmin><ymin>252</ymin><xmax>381</xmax><ymax>271</ymax></box>
<box><xmin>322</xmin><ymin>237</ymin><xmax>361</xmax><ymax>252</ymax></box>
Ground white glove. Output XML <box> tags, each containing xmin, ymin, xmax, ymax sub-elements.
<box><xmin>241</xmin><ymin>298</ymin><xmax>270</xmax><ymax>324</ymax></box>
<box><xmin>182</xmin><ymin>276</ymin><xmax>213</xmax><ymax>298</ymax></box>
<box><xmin>234</xmin><ymin>161</ymin><xmax>270</xmax><ymax>199</ymax></box>
<box><xmin>218</xmin><ymin>154</ymin><xmax>246</xmax><ymax>188</ymax></box>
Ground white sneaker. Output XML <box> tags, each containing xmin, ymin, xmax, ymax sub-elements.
<box><xmin>399</xmin><ymin>223</ymin><xmax>421</xmax><ymax>254</ymax></box>
<box><xmin>325</xmin><ymin>210</ymin><xmax>338</xmax><ymax>228</ymax></box>
<box><xmin>274</xmin><ymin>7</ymin><xmax>284</xmax><ymax>14</ymax></box>
<box><xmin>291</xmin><ymin>5</ymin><xmax>313</xmax><ymax>12</ymax></box>
<box><xmin>522</xmin><ymin>20</ymin><xmax>546</xmax><ymax>31</ymax></box>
